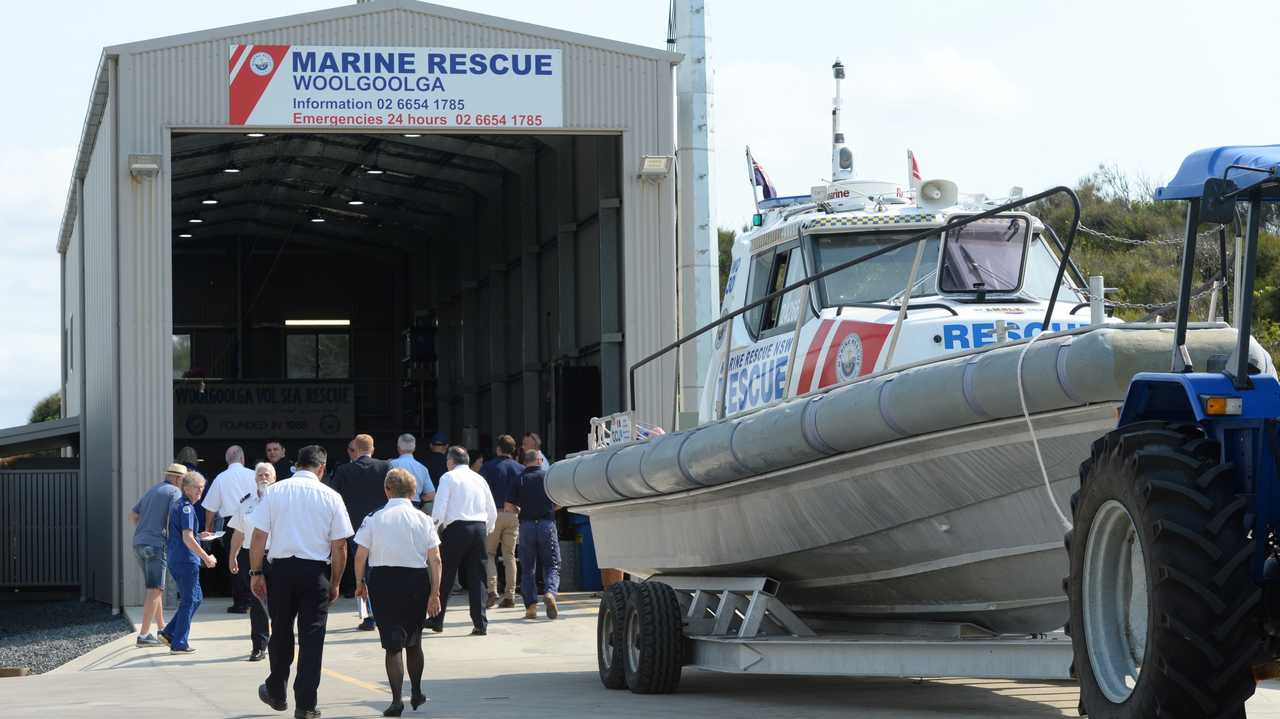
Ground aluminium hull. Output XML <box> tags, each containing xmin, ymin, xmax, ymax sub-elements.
<box><xmin>574</xmin><ymin>403</ymin><xmax>1118</xmax><ymax>635</ymax></box>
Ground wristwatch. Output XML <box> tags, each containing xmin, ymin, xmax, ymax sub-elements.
<box><xmin>249</xmin><ymin>569</ymin><xmax>264</xmax><ymax>577</ymax></box>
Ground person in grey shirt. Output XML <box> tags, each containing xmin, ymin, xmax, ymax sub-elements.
<box><xmin>129</xmin><ymin>463</ymin><xmax>188</xmax><ymax>646</ymax></box>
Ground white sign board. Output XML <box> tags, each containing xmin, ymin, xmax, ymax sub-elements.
<box><xmin>229</xmin><ymin>45</ymin><xmax>563</xmax><ymax>129</ymax></box>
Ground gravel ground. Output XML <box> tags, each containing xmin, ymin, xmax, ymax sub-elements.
<box><xmin>0</xmin><ymin>600</ymin><xmax>131</xmax><ymax>674</ymax></box>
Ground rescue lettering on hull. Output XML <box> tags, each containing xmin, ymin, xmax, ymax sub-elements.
<box><xmin>722</xmin><ymin>336</ymin><xmax>794</xmax><ymax>415</ymax></box>
<box><xmin>940</xmin><ymin>321</ymin><xmax>1085</xmax><ymax>350</ymax></box>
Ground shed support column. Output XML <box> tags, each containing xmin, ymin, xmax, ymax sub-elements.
<box><xmin>488</xmin><ymin>263</ymin><xmax>508</xmax><ymax>437</ymax></box>
<box><xmin>518</xmin><ymin>154</ymin><xmax>542</xmax><ymax>437</ymax></box>
<box><xmin>598</xmin><ymin>136</ymin><xmax>625</xmax><ymax>415</ymax></box>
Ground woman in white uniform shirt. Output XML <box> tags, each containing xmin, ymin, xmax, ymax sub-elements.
<box><xmin>354</xmin><ymin>468</ymin><xmax>443</xmax><ymax>717</ymax></box>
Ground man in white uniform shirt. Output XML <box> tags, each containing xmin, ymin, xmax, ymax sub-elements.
<box><xmin>427</xmin><ymin>446</ymin><xmax>497</xmax><ymax>635</ymax></box>
<box><xmin>228</xmin><ymin>462</ymin><xmax>277</xmax><ymax>662</ymax></box>
<box><xmin>249</xmin><ymin>445</ymin><xmax>354</xmax><ymax>719</ymax></box>
<box><xmin>203</xmin><ymin>445</ymin><xmax>258</xmax><ymax>613</ymax></box>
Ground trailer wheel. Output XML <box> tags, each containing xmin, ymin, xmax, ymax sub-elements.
<box><xmin>624</xmin><ymin>581</ymin><xmax>684</xmax><ymax>694</ymax></box>
<box><xmin>598</xmin><ymin>580</ymin><xmax>635</xmax><ymax>689</ymax></box>
<box><xmin>1068</xmin><ymin>421</ymin><xmax>1261</xmax><ymax>718</ymax></box>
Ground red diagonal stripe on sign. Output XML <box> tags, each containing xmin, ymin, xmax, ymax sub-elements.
<box><xmin>228</xmin><ymin>44</ymin><xmax>247</xmax><ymax>75</ymax></box>
<box><xmin>817</xmin><ymin>321</ymin><xmax>892</xmax><ymax>388</ymax></box>
<box><xmin>795</xmin><ymin>319</ymin><xmax>834</xmax><ymax>392</ymax></box>
<box><xmin>229</xmin><ymin>45</ymin><xmax>290</xmax><ymax>125</ymax></box>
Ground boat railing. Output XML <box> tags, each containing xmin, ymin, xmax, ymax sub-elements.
<box><xmin>628</xmin><ymin>187</ymin><xmax>1083</xmax><ymax>425</ymax></box>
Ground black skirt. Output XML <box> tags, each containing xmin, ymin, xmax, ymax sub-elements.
<box><xmin>368</xmin><ymin>565</ymin><xmax>431</xmax><ymax>650</ymax></box>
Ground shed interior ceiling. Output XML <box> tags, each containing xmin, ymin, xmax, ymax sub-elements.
<box><xmin>169</xmin><ymin>131</ymin><xmax>624</xmax><ymax>463</ymax></box>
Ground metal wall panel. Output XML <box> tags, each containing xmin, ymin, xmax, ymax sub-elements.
<box><xmin>92</xmin><ymin>3</ymin><xmax>677</xmax><ymax>604</ymax></box>
<box><xmin>0</xmin><ymin>471</ymin><xmax>81</xmax><ymax>587</ymax></box>
<box><xmin>81</xmin><ymin>85</ymin><xmax>117</xmax><ymax>605</ymax></box>
<box><xmin>62</xmin><ymin>220</ymin><xmax>83</xmax><ymax>416</ymax></box>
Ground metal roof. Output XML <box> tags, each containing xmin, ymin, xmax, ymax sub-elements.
<box><xmin>0</xmin><ymin>416</ymin><xmax>80</xmax><ymax>458</ymax></box>
<box><xmin>56</xmin><ymin>0</ymin><xmax>682</xmax><ymax>253</ymax></box>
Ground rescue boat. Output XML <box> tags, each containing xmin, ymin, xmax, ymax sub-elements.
<box><xmin>546</xmin><ymin>61</ymin><xmax>1273</xmax><ymax>635</ymax></box>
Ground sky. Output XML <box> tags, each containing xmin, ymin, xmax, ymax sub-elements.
<box><xmin>2</xmin><ymin>0</ymin><xmax>1279</xmax><ymax>427</ymax></box>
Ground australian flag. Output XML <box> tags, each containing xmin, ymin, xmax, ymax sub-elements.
<box><xmin>747</xmin><ymin>147</ymin><xmax>777</xmax><ymax>201</ymax></box>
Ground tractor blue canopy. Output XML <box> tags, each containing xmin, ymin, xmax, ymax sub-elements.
<box><xmin>1156</xmin><ymin>145</ymin><xmax>1280</xmax><ymax>201</ymax></box>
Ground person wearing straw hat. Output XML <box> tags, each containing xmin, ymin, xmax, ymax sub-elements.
<box><xmin>128</xmin><ymin>462</ymin><xmax>187</xmax><ymax>647</ymax></box>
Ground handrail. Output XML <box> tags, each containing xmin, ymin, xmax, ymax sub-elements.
<box><xmin>629</xmin><ymin>187</ymin><xmax>1083</xmax><ymax>412</ymax></box>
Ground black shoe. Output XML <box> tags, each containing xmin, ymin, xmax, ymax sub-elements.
<box><xmin>295</xmin><ymin>711</ymin><xmax>321</xmax><ymax>719</ymax></box>
<box><xmin>469</xmin><ymin>626</ymin><xmax>487</xmax><ymax>636</ymax></box>
<box><xmin>411</xmin><ymin>693</ymin><xmax>427</xmax><ymax>710</ymax></box>
<box><xmin>383</xmin><ymin>702</ymin><xmax>404</xmax><ymax>717</ymax></box>
<box><xmin>424</xmin><ymin>620</ymin><xmax>443</xmax><ymax>633</ymax></box>
<box><xmin>227</xmin><ymin>604</ymin><xmax>249</xmax><ymax>614</ymax></box>
<box><xmin>258</xmin><ymin>683</ymin><xmax>287</xmax><ymax>712</ymax></box>
<box><xmin>249</xmin><ymin>649</ymin><xmax>266</xmax><ymax>662</ymax></box>
<box><xmin>358</xmin><ymin>617</ymin><xmax>377</xmax><ymax>631</ymax></box>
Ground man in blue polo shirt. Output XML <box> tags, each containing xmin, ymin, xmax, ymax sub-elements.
<box><xmin>512</xmin><ymin>449</ymin><xmax>560</xmax><ymax>619</ymax></box>
<box><xmin>129</xmin><ymin>463</ymin><xmax>187</xmax><ymax>646</ymax></box>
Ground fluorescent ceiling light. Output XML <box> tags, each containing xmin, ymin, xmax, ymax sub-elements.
<box><xmin>365</xmin><ymin>167</ymin><xmax>384</xmax><ymax>175</ymax></box>
<box><xmin>285</xmin><ymin>319</ymin><xmax>350</xmax><ymax>327</ymax></box>
<box><xmin>201</xmin><ymin>195</ymin><xmax>218</xmax><ymax>205</ymax></box>
<box><xmin>246</xmin><ymin>132</ymin><xmax>266</xmax><ymax>138</ymax></box>
<box><xmin>402</xmin><ymin>133</ymin><xmax>421</xmax><ymax>138</ymax></box>
<box><xmin>188</xmin><ymin>217</ymin><xmax>204</xmax><ymax>224</ymax></box>
<box><xmin>347</xmin><ymin>198</ymin><xmax>365</xmax><ymax>206</ymax></box>
<box><xmin>178</xmin><ymin>233</ymin><xmax>193</xmax><ymax>238</ymax></box>
<box><xmin>309</xmin><ymin>215</ymin><xmax>326</xmax><ymax>223</ymax></box>
<box><xmin>223</xmin><ymin>166</ymin><xmax>241</xmax><ymax>174</ymax></box>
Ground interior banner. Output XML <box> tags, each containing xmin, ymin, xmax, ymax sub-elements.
<box><xmin>174</xmin><ymin>382</ymin><xmax>355</xmax><ymax>439</ymax></box>
<box><xmin>229</xmin><ymin>45</ymin><xmax>564</xmax><ymax>129</ymax></box>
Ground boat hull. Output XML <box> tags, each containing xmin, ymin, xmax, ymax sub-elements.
<box><xmin>574</xmin><ymin>403</ymin><xmax>1117</xmax><ymax>635</ymax></box>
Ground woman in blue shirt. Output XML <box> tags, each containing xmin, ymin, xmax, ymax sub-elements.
<box><xmin>160</xmin><ymin>471</ymin><xmax>217</xmax><ymax>653</ymax></box>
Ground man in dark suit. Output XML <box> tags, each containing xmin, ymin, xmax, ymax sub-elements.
<box><xmin>265</xmin><ymin>439</ymin><xmax>292</xmax><ymax>481</ymax></box>
<box><xmin>325</xmin><ymin>433</ymin><xmax>390</xmax><ymax>629</ymax></box>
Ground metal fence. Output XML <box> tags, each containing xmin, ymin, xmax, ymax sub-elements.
<box><xmin>0</xmin><ymin>470</ymin><xmax>81</xmax><ymax>588</ymax></box>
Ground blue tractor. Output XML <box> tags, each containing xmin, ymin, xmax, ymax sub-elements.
<box><xmin>1068</xmin><ymin>147</ymin><xmax>1280</xmax><ymax>718</ymax></box>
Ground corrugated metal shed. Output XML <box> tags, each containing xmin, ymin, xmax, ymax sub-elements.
<box><xmin>57</xmin><ymin>0</ymin><xmax>680</xmax><ymax>607</ymax></box>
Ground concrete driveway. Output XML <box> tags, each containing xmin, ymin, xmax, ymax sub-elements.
<box><xmin>6</xmin><ymin>594</ymin><xmax>1280</xmax><ymax>718</ymax></box>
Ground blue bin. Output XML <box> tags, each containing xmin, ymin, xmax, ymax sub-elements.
<box><xmin>571</xmin><ymin>513</ymin><xmax>603</xmax><ymax>592</ymax></box>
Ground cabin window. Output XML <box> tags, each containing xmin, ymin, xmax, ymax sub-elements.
<box><xmin>760</xmin><ymin>247</ymin><xmax>807</xmax><ymax>335</ymax></box>
<box><xmin>743</xmin><ymin>250</ymin><xmax>775</xmax><ymax>337</ymax></box>
<box><xmin>938</xmin><ymin>216</ymin><xmax>1030</xmax><ymax>294</ymax></box>
<box><xmin>811</xmin><ymin>232</ymin><xmax>941</xmax><ymax>306</ymax></box>
<box><xmin>1022</xmin><ymin>237</ymin><xmax>1082</xmax><ymax>303</ymax></box>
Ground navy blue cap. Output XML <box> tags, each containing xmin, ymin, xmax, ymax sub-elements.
<box><xmin>430</xmin><ymin>432</ymin><xmax>448</xmax><ymax>445</ymax></box>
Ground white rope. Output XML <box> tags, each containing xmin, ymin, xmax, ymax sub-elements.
<box><xmin>1016</xmin><ymin>328</ymin><xmax>1073</xmax><ymax>530</ymax></box>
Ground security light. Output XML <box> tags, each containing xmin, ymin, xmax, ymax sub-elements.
<box><xmin>638</xmin><ymin>155</ymin><xmax>674</xmax><ymax>178</ymax></box>
<box><xmin>128</xmin><ymin>154</ymin><xmax>161</xmax><ymax>179</ymax></box>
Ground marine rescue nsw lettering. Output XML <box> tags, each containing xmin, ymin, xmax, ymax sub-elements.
<box><xmin>941</xmin><ymin>321</ymin><xmax>1083</xmax><ymax>350</ymax></box>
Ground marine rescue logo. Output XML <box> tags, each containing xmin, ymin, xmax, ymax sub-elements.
<box><xmin>250</xmin><ymin>51</ymin><xmax>275</xmax><ymax>76</ymax></box>
<box><xmin>835</xmin><ymin>333</ymin><xmax>864</xmax><ymax>381</ymax></box>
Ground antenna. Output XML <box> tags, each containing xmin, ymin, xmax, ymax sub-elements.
<box><xmin>831</xmin><ymin>59</ymin><xmax>853</xmax><ymax>181</ymax></box>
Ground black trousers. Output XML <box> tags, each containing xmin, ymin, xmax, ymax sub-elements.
<box><xmin>265</xmin><ymin>558</ymin><xmax>331</xmax><ymax>711</ymax></box>
<box><xmin>228</xmin><ymin>528</ymin><xmax>253</xmax><ymax>608</ymax></box>
<box><xmin>436</xmin><ymin>521</ymin><xmax>487</xmax><ymax>630</ymax></box>
<box><xmin>238</xmin><ymin>548</ymin><xmax>269</xmax><ymax>651</ymax></box>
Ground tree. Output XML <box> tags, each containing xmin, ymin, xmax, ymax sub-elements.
<box><xmin>29</xmin><ymin>392</ymin><xmax>61</xmax><ymax>424</ymax></box>
<box><xmin>718</xmin><ymin>227</ymin><xmax>736</xmax><ymax>297</ymax></box>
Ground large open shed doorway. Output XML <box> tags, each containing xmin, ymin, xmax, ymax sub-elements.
<box><xmin>169</xmin><ymin>130</ymin><xmax>623</xmax><ymax>473</ymax></box>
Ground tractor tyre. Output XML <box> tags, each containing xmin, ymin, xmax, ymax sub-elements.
<box><xmin>1068</xmin><ymin>420</ymin><xmax>1261</xmax><ymax>718</ymax></box>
